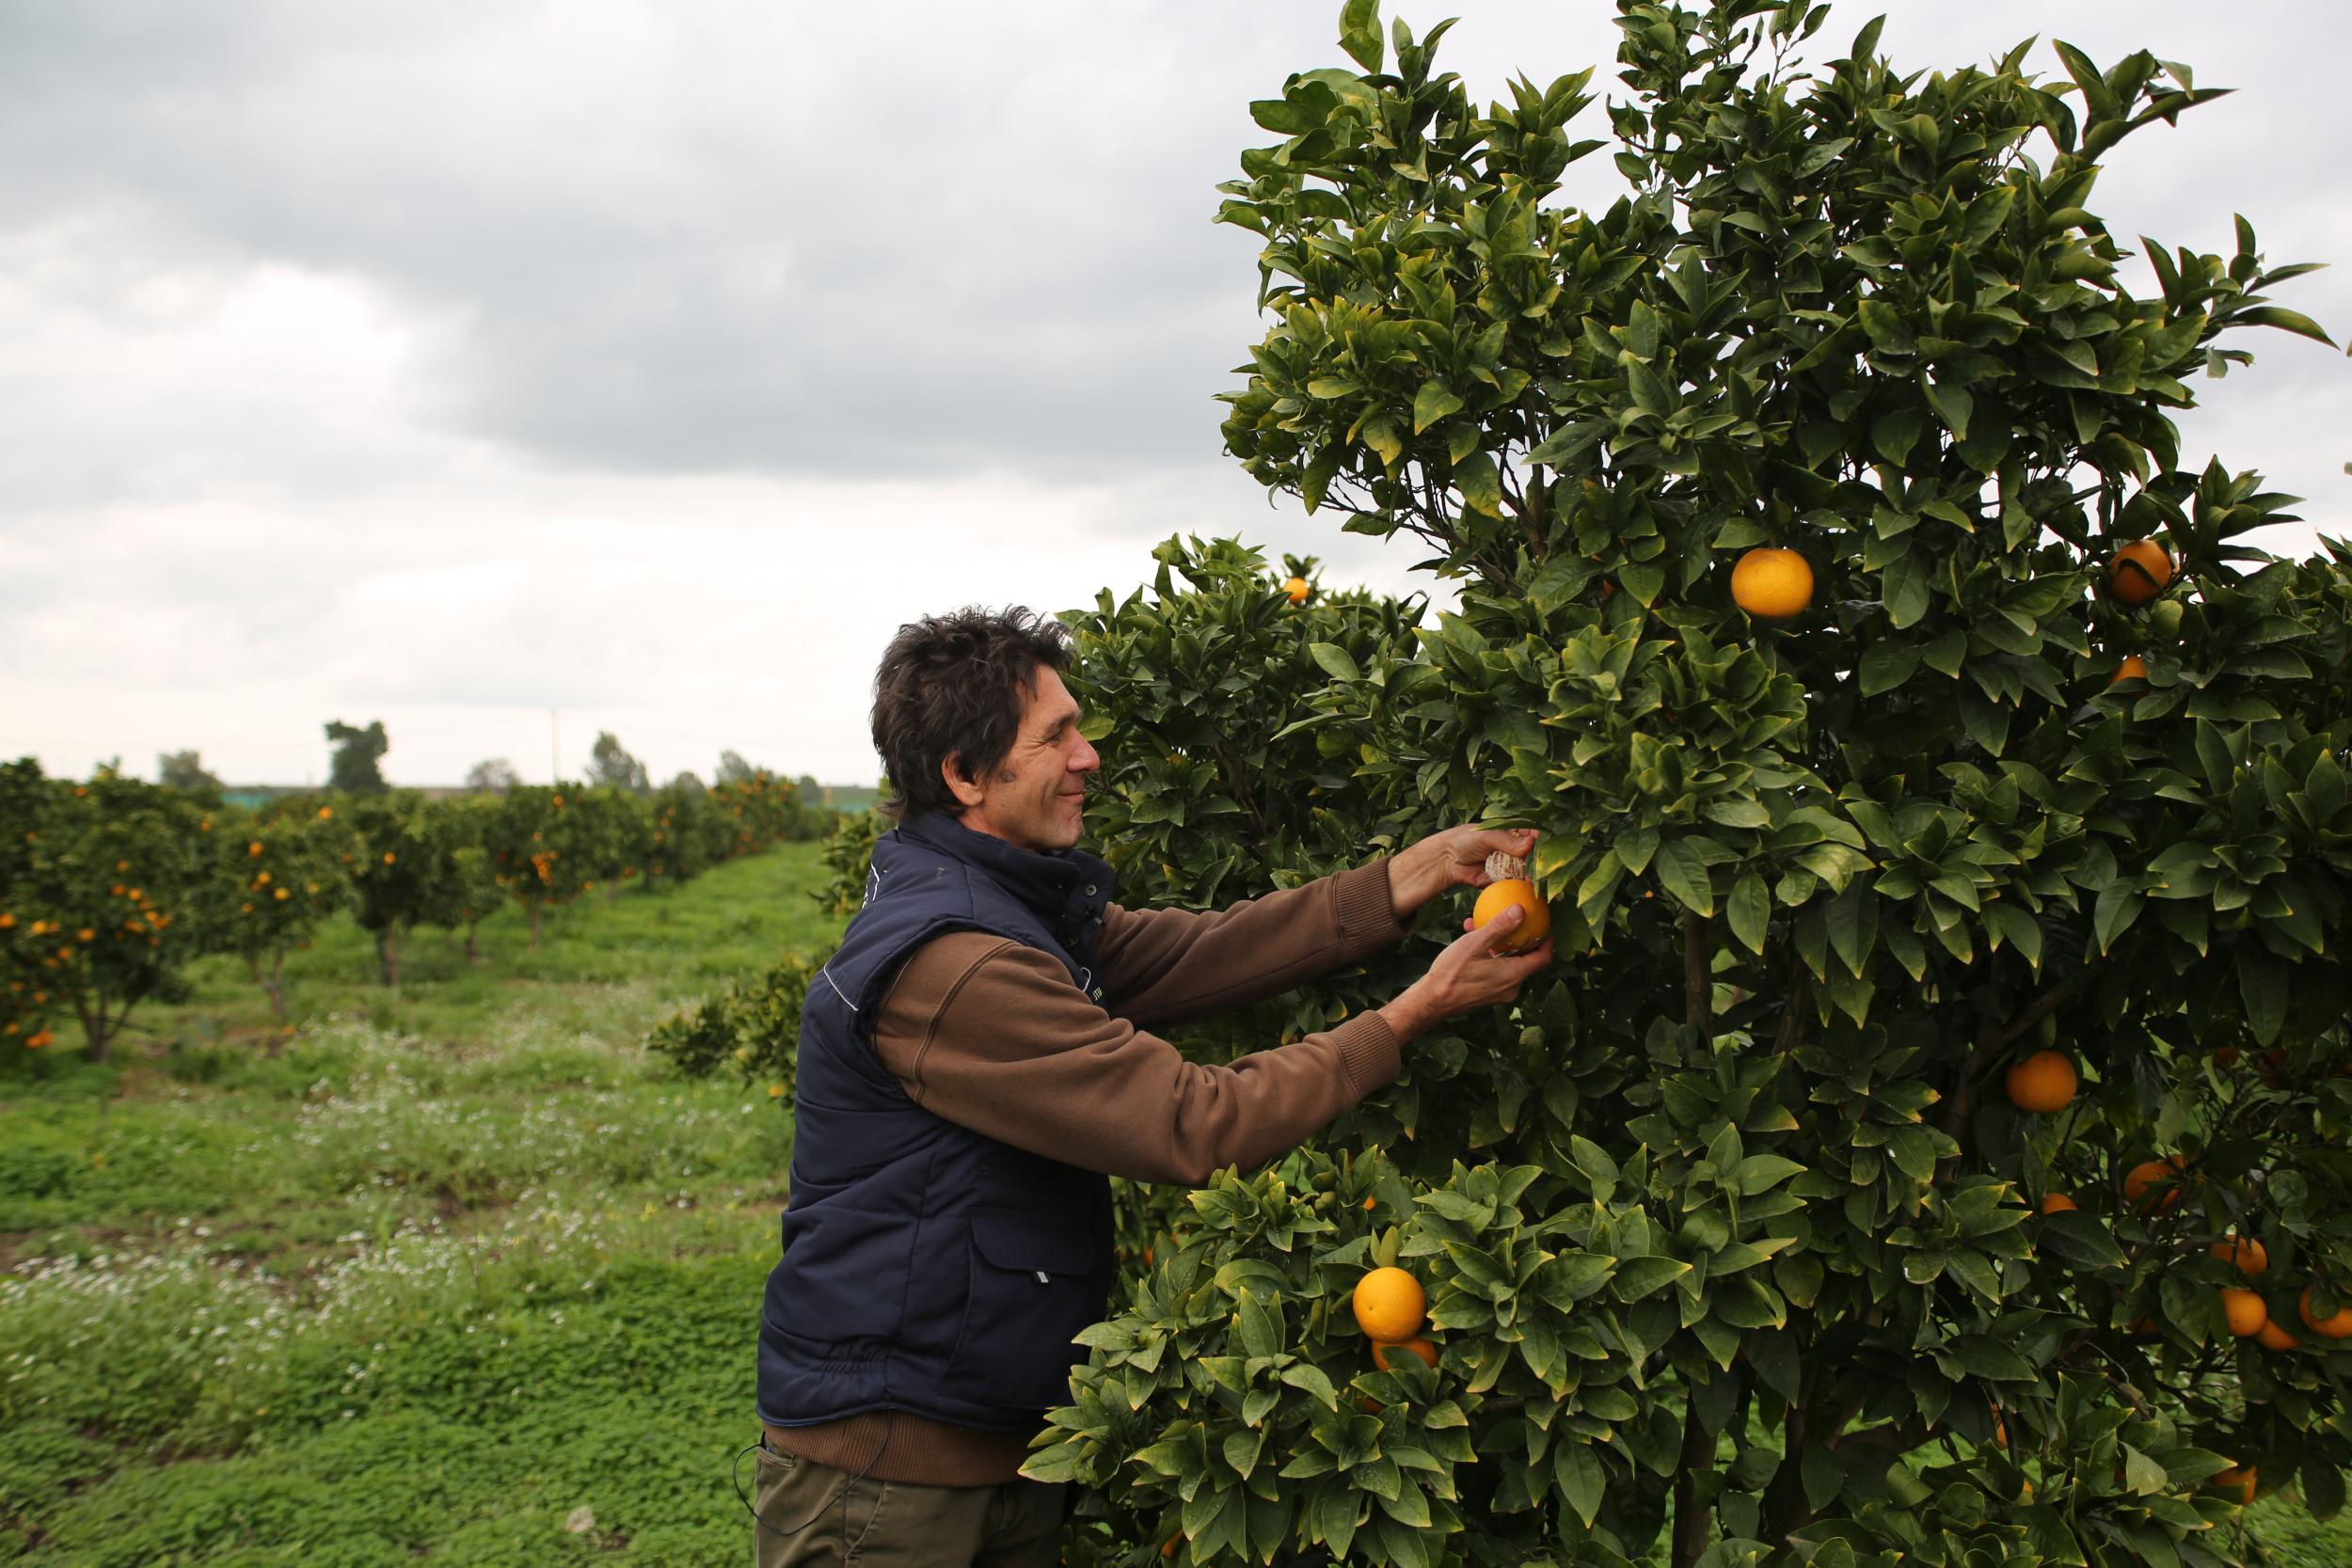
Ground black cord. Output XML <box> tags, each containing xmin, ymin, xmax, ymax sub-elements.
<box><xmin>733</xmin><ymin>1410</ymin><xmax>897</xmax><ymax>1544</ymax></box>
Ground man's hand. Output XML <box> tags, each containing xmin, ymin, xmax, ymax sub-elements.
<box><xmin>1387</xmin><ymin>823</ymin><xmax>1542</xmax><ymax>920</ymax></box>
<box><xmin>1375</xmin><ymin>902</ymin><xmax>1554</xmax><ymax>1044</ymax></box>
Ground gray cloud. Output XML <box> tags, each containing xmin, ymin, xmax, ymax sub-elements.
<box><xmin>1</xmin><ymin>1</ymin><xmax>2344</xmax><ymax>499</ymax></box>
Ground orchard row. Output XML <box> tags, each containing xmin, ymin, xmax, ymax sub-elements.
<box><xmin>0</xmin><ymin>759</ymin><xmax>829</xmax><ymax>1062</ymax></box>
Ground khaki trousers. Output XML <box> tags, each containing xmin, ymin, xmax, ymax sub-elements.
<box><xmin>750</xmin><ymin>1438</ymin><xmax>1063</xmax><ymax>1567</ymax></box>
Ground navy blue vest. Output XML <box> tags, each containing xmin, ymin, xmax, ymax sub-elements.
<box><xmin>756</xmin><ymin>813</ymin><xmax>1119</xmax><ymax>1432</ymax></box>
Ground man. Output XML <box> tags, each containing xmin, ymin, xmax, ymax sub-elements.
<box><xmin>750</xmin><ymin>607</ymin><xmax>1551</xmax><ymax>1566</ymax></box>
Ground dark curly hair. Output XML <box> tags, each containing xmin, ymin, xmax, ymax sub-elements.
<box><xmin>870</xmin><ymin>606</ymin><xmax>1073</xmax><ymax>823</ymax></box>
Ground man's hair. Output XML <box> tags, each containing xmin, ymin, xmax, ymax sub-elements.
<box><xmin>871</xmin><ymin>606</ymin><xmax>1074</xmax><ymax>822</ymax></box>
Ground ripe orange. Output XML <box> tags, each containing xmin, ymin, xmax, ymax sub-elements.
<box><xmin>2211</xmin><ymin>1235</ymin><xmax>2267</xmax><ymax>1277</ymax></box>
<box><xmin>1472</xmin><ymin>879</ymin><xmax>1549</xmax><ymax>955</ymax></box>
<box><xmin>1373</xmin><ymin>1337</ymin><xmax>1439</xmax><ymax>1373</ymax></box>
<box><xmin>2039</xmin><ymin>1192</ymin><xmax>2079</xmax><ymax>1215</ymax></box>
<box><xmin>2005</xmin><ymin>1051</ymin><xmax>2078</xmax><ymax>1114</ymax></box>
<box><xmin>2108</xmin><ymin>539</ymin><xmax>2173</xmax><ymax>605</ymax></box>
<box><xmin>2299</xmin><ymin>1286</ymin><xmax>2352</xmax><ymax>1339</ymax></box>
<box><xmin>1351</xmin><ymin>1266</ymin><xmax>1426</xmax><ymax>1343</ymax></box>
<box><xmin>2213</xmin><ymin>1465</ymin><xmax>2257</xmax><ymax>1507</ymax></box>
<box><xmin>2107</xmin><ymin>655</ymin><xmax>2148</xmax><ymax>686</ymax></box>
<box><xmin>1731</xmin><ymin>546</ymin><xmax>1814</xmax><ymax>619</ymax></box>
<box><xmin>317</xmin><ymin>806</ymin><xmax>333</xmax><ymax>820</ymax></box>
<box><xmin>2257</xmin><ymin>1320</ymin><xmax>2300</xmax><ymax>1353</ymax></box>
<box><xmin>2123</xmin><ymin>1156</ymin><xmax>2187</xmax><ymax>1212</ymax></box>
<box><xmin>1281</xmin><ymin>576</ymin><xmax>1311</xmax><ymax>604</ymax></box>
<box><xmin>382</xmin><ymin>852</ymin><xmax>396</xmax><ymax>865</ymax></box>
<box><xmin>2220</xmin><ymin>1288</ymin><xmax>2268</xmax><ymax>1338</ymax></box>
<box><xmin>249</xmin><ymin>841</ymin><xmax>264</xmax><ymax>856</ymax></box>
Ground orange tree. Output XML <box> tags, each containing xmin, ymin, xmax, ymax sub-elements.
<box><xmin>342</xmin><ymin>791</ymin><xmax>475</xmax><ymax>986</ymax></box>
<box><xmin>436</xmin><ymin>793</ymin><xmax>505</xmax><ymax>962</ymax></box>
<box><xmin>213</xmin><ymin>796</ymin><xmax>358</xmax><ymax>1025</ymax></box>
<box><xmin>1024</xmin><ymin>6</ymin><xmax>2352</xmax><ymax>1566</ymax></box>
<box><xmin>710</xmin><ymin>768</ymin><xmax>812</xmax><ymax>857</ymax></box>
<box><xmin>646</xmin><ymin>775</ymin><xmax>732</xmax><ymax>888</ymax></box>
<box><xmin>811</xmin><ymin>804</ymin><xmax>886</xmax><ymax>918</ymax></box>
<box><xmin>0</xmin><ymin>761</ymin><xmax>221</xmax><ymax>1063</ymax></box>
<box><xmin>483</xmin><ymin>784</ymin><xmax>643</xmax><ymax>945</ymax></box>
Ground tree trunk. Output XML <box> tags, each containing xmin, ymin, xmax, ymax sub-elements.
<box><xmin>529</xmin><ymin>903</ymin><xmax>544</xmax><ymax>949</ymax></box>
<box><xmin>250</xmin><ymin>951</ymin><xmax>288</xmax><ymax>1022</ymax></box>
<box><xmin>465</xmin><ymin>921</ymin><xmax>480</xmax><ymax>963</ymax></box>
<box><xmin>377</xmin><ymin>928</ymin><xmax>401</xmax><ymax>988</ymax></box>
<box><xmin>76</xmin><ymin>995</ymin><xmax>110</xmax><ymax>1066</ymax></box>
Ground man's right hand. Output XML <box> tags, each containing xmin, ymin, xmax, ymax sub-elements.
<box><xmin>1375</xmin><ymin>904</ymin><xmax>1555</xmax><ymax>1044</ymax></box>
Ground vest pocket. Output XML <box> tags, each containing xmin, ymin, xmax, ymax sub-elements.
<box><xmin>949</xmin><ymin>1212</ymin><xmax>1099</xmax><ymax>1411</ymax></box>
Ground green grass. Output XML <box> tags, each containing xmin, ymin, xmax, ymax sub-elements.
<box><xmin>2</xmin><ymin>840</ymin><xmax>2344</xmax><ymax>1566</ymax></box>
<box><xmin>0</xmin><ymin>848</ymin><xmax>839</xmax><ymax>1565</ymax></box>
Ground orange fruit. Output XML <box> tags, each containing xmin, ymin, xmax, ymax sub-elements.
<box><xmin>2108</xmin><ymin>539</ymin><xmax>2173</xmax><ymax>605</ymax></box>
<box><xmin>2211</xmin><ymin>1235</ymin><xmax>2267</xmax><ymax>1277</ymax></box>
<box><xmin>249</xmin><ymin>841</ymin><xmax>264</xmax><ymax>856</ymax></box>
<box><xmin>1162</xmin><ymin>1533</ymin><xmax>1182</xmax><ymax>1560</ymax></box>
<box><xmin>2299</xmin><ymin>1286</ymin><xmax>2352</xmax><ymax>1339</ymax></box>
<box><xmin>1472</xmin><ymin>879</ymin><xmax>1549</xmax><ymax>955</ymax></box>
<box><xmin>2129</xmin><ymin>1316</ymin><xmax>2161</xmax><ymax>1339</ymax></box>
<box><xmin>382</xmin><ymin>852</ymin><xmax>396</xmax><ymax>864</ymax></box>
<box><xmin>2107</xmin><ymin>655</ymin><xmax>2148</xmax><ymax>686</ymax></box>
<box><xmin>1281</xmin><ymin>576</ymin><xmax>1311</xmax><ymax>604</ymax></box>
<box><xmin>1373</xmin><ymin>1337</ymin><xmax>1439</xmax><ymax>1373</ymax></box>
<box><xmin>2124</xmin><ymin>1156</ymin><xmax>2187</xmax><ymax>1212</ymax></box>
<box><xmin>2257</xmin><ymin>1320</ymin><xmax>2300</xmax><ymax>1353</ymax></box>
<box><xmin>2220</xmin><ymin>1288</ymin><xmax>2268</xmax><ymax>1338</ymax></box>
<box><xmin>1731</xmin><ymin>546</ymin><xmax>1814</xmax><ymax>619</ymax></box>
<box><xmin>317</xmin><ymin>806</ymin><xmax>333</xmax><ymax>820</ymax></box>
<box><xmin>2213</xmin><ymin>1465</ymin><xmax>2256</xmax><ymax>1507</ymax></box>
<box><xmin>2040</xmin><ymin>1192</ymin><xmax>2079</xmax><ymax>1215</ymax></box>
<box><xmin>1352</xmin><ymin>1266</ymin><xmax>1426</xmax><ymax>1343</ymax></box>
<box><xmin>2005</xmin><ymin>1051</ymin><xmax>2078</xmax><ymax>1114</ymax></box>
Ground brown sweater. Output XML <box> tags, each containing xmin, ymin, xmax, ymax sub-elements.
<box><xmin>765</xmin><ymin>859</ymin><xmax>1409</xmax><ymax>1484</ymax></box>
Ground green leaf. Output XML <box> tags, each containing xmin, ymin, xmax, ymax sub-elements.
<box><xmin>1727</xmin><ymin>873</ymin><xmax>1770</xmax><ymax>956</ymax></box>
<box><xmin>1654</xmin><ymin>836</ymin><xmax>1714</xmax><ymax>916</ymax></box>
<box><xmin>1413</xmin><ymin>382</ymin><xmax>1465</xmax><ymax>434</ymax></box>
<box><xmin>1308</xmin><ymin>641</ymin><xmax>1363</xmax><ymax>682</ymax></box>
<box><xmin>1454</xmin><ymin>451</ymin><xmax>1503</xmax><ymax>516</ymax></box>
<box><xmin>1556</xmin><ymin>1444</ymin><xmax>1605</xmax><ymax>1528</ymax></box>
<box><xmin>1338</xmin><ymin>0</ymin><xmax>1385</xmax><ymax>72</ymax></box>
<box><xmin>2233</xmin><ymin>306</ymin><xmax>2337</xmax><ymax>347</ymax></box>
<box><xmin>1859</xmin><ymin>642</ymin><xmax>1920</xmax><ymax>697</ymax></box>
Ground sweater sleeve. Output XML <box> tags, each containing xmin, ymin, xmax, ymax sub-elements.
<box><xmin>1091</xmin><ymin>860</ymin><xmax>1409</xmax><ymax>1028</ymax></box>
<box><xmin>868</xmin><ymin>930</ymin><xmax>1403</xmax><ymax>1186</ymax></box>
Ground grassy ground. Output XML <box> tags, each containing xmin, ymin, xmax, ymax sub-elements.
<box><xmin>2</xmin><ymin>842</ymin><xmax>2344</xmax><ymax>1565</ymax></box>
<box><xmin>0</xmin><ymin>847</ymin><xmax>839</xmax><ymax>1566</ymax></box>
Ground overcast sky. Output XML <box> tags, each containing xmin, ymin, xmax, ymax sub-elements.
<box><xmin>6</xmin><ymin>1</ymin><xmax>2347</xmax><ymax>788</ymax></box>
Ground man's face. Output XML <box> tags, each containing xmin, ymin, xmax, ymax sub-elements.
<box><xmin>948</xmin><ymin>666</ymin><xmax>1099</xmax><ymax>852</ymax></box>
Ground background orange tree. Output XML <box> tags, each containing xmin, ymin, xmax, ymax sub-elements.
<box><xmin>0</xmin><ymin>762</ymin><xmax>220</xmax><ymax>1063</ymax></box>
<box><xmin>1025</xmin><ymin>4</ymin><xmax>2352</xmax><ymax>1566</ymax></box>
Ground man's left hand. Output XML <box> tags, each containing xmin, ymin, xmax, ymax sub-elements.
<box><xmin>1388</xmin><ymin>824</ymin><xmax>1542</xmax><ymax>920</ymax></box>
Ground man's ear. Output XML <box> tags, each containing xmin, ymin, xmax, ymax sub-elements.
<box><xmin>941</xmin><ymin>752</ymin><xmax>986</xmax><ymax>811</ymax></box>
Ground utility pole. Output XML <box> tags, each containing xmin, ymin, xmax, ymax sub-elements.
<box><xmin>549</xmin><ymin>710</ymin><xmax>560</xmax><ymax>784</ymax></box>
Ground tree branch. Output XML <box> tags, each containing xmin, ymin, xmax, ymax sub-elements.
<box><xmin>1670</xmin><ymin>1397</ymin><xmax>1714</xmax><ymax>1568</ymax></box>
<box><xmin>1683</xmin><ymin>909</ymin><xmax>1714</xmax><ymax>1040</ymax></box>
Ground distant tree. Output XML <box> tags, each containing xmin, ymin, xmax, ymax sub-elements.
<box><xmin>665</xmin><ymin>769</ymin><xmax>707</xmax><ymax>794</ymax></box>
<box><xmin>795</xmin><ymin>772</ymin><xmax>824</xmax><ymax>804</ymax></box>
<box><xmin>587</xmin><ymin>731</ymin><xmax>652</xmax><ymax>795</ymax></box>
<box><xmin>221</xmin><ymin>797</ymin><xmax>356</xmax><ymax>1031</ymax></box>
<box><xmin>715</xmin><ymin>749</ymin><xmax>760</xmax><ymax>784</ymax></box>
<box><xmin>325</xmin><ymin>720</ymin><xmax>389</xmax><ymax>795</ymax></box>
<box><xmin>157</xmin><ymin>750</ymin><xmax>224</xmax><ymax>792</ymax></box>
<box><xmin>464</xmin><ymin>757</ymin><xmax>523</xmax><ymax>793</ymax></box>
